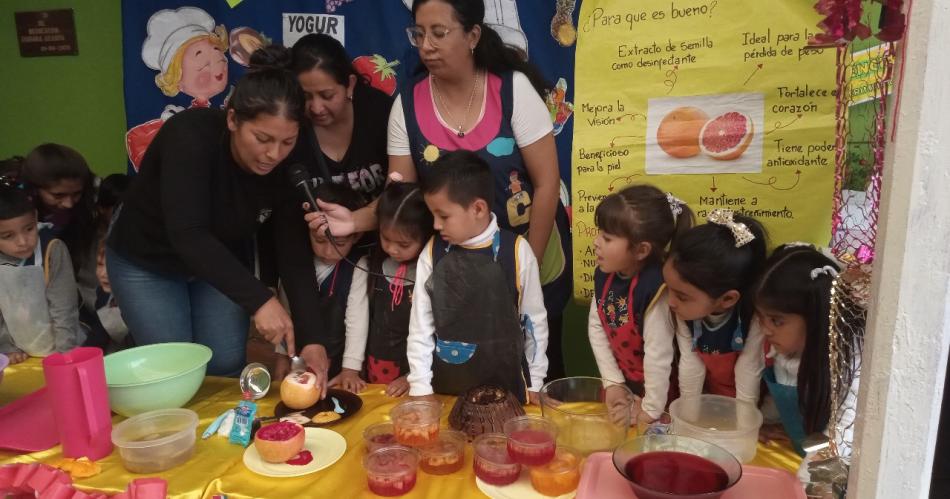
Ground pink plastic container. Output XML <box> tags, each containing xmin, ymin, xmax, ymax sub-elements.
<box><xmin>577</xmin><ymin>452</ymin><xmax>806</xmax><ymax>499</ymax></box>
<box><xmin>42</xmin><ymin>347</ymin><xmax>113</xmax><ymax>460</ymax></box>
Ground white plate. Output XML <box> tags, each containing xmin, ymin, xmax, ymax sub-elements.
<box><xmin>243</xmin><ymin>427</ymin><xmax>346</xmax><ymax>477</ymax></box>
<box><xmin>476</xmin><ymin>469</ymin><xmax>576</xmax><ymax>499</ymax></box>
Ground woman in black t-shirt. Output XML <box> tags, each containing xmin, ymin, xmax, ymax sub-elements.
<box><xmin>107</xmin><ymin>47</ymin><xmax>303</xmax><ymax>376</ymax></box>
<box><xmin>273</xmin><ymin>34</ymin><xmax>394</xmax><ymax>390</ymax></box>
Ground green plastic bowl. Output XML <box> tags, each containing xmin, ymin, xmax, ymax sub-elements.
<box><xmin>104</xmin><ymin>343</ymin><xmax>212</xmax><ymax>417</ymax></box>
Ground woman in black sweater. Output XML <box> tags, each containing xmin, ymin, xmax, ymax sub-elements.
<box><xmin>107</xmin><ymin>47</ymin><xmax>303</xmax><ymax>376</ymax></box>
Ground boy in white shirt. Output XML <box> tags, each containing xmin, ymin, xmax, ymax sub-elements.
<box><xmin>406</xmin><ymin>150</ymin><xmax>548</xmax><ymax>404</ymax></box>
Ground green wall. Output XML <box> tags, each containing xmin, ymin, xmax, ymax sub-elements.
<box><xmin>0</xmin><ymin>0</ymin><xmax>126</xmax><ymax>176</ymax></box>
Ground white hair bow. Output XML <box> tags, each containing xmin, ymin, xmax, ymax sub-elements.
<box><xmin>707</xmin><ymin>209</ymin><xmax>755</xmax><ymax>247</ymax></box>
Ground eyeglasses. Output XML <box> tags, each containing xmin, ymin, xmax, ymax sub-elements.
<box><xmin>406</xmin><ymin>25</ymin><xmax>456</xmax><ymax>48</ymax></box>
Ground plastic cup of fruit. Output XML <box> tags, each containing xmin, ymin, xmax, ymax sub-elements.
<box><xmin>364</xmin><ymin>421</ymin><xmax>398</xmax><ymax>453</ymax></box>
<box><xmin>473</xmin><ymin>433</ymin><xmax>522</xmax><ymax>486</ymax></box>
<box><xmin>419</xmin><ymin>429</ymin><xmax>466</xmax><ymax>475</ymax></box>
<box><xmin>363</xmin><ymin>445</ymin><xmax>419</xmax><ymax>497</ymax></box>
<box><xmin>390</xmin><ymin>400</ymin><xmax>442</xmax><ymax>447</ymax></box>
<box><xmin>529</xmin><ymin>446</ymin><xmax>582</xmax><ymax>496</ymax></box>
<box><xmin>503</xmin><ymin>415</ymin><xmax>558</xmax><ymax>466</ymax></box>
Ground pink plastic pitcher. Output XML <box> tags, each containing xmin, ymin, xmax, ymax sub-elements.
<box><xmin>42</xmin><ymin>347</ymin><xmax>113</xmax><ymax>460</ymax></box>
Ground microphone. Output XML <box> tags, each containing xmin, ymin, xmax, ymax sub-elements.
<box><xmin>285</xmin><ymin>164</ymin><xmax>416</xmax><ymax>286</ymax></box>
<box><xmin>288</xmin><ymin>164</ymin><xmax>335</xmax><ymax>242</ymax></box>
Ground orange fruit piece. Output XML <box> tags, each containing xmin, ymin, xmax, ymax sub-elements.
<box><xmin>657</xmin><ymin>106</ymin><xmax>709</xmax><ymax>158</ymax></box>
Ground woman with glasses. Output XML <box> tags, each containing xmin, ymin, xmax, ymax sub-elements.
<box><xmin>308</xmin><ymin>0</ymin><xmax>572</xmax><ymax>381</ymax></box>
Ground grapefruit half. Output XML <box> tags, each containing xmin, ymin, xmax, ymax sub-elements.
<box><xmin>699</xmin><ymin>112</ymin><xmax>754</xmax><ymax>161</ymax></box>
<box><xmin>254</xmin><ymin>421</ymin><xmax>306</xmax><ymax>463</ymax></box>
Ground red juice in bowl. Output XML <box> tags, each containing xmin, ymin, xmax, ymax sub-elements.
<box><xmin>625</xmin><ymin>451</ymin><xmax>729</xmax><ymax>497</ymax></box>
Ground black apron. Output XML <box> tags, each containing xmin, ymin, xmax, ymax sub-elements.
<box><xmin>314</xmin><ymin>261</ymin><xmax>354</xmax><ymax>379</ymax></box>
<box><xmin>427</xmin><ymin>230</ymin><xmax>530</xmax><ymax>403</ymax></box>
<box><xmin>365</xmin><ymin>258</ymin><xmax>413</xmax><ymax>383</ymax></box>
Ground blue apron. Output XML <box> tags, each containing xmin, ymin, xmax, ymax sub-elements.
<box><xmin>764</xmin><ymin>366</ymin><xmax>807</xmax><ymax>456</ymax></box>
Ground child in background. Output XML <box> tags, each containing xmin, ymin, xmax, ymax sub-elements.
<box><xmin>754</xmin><ymin>244</ymin><xmax>861</xmax><ymax>472</ymax></box>
<box><xmin>80</xmin><ymin>173</ymin><xmax>132</xmax><ymax>351</ymax></box>
<box><xmin>0</xmin><ymin>181</ymin><xmax>82</xmax><ymax>363</ymax></box>
<box><xmin>407</xmin><ymin>151</ymin><xmax>548</xmax><ymax>404</ymax></box>
<box><xmin>274</xmin><ymin>183</ymin><xmax>366</xmax><ymax>382</ymax></box>
<box><xmin>755</xmin><ymin>245</ymin><xmax>862</xmax><ymax>487</ymax></box>
<box><xmin>95</xmin><ymin>173</ymin><xmax>130</xmax><ymax>234</ymax></box>
<box><xmin>332</xmin><ymin>182</ymin><xmax>434</xmax><ymax>397</ymax></box>
<box><xmin>589</xmin><ymin>185</ymin><xmax>693</xmax><ymax>421</ymax></box>
<box><xmin>20</xmin><ymin>144</ymin><xmax>99</xmax><ymax>311</ymax></box>
<box><xmin>663</xmin><ymin>209</ymin><xmax>767</xmax><ymax>405</ymax></box>
<box><xmin>0</xmin><ymin>156</ymin><xmax>23</xmax><ymax>181</ymax></box>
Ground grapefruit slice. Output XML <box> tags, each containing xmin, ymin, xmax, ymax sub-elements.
<box><xmin>699</xmin><ymin>112</ymin><xmax>754</xmax><ymax>160</ymax></box>
<box><xmin>280</xmin><ymin>371</ymin><xmax>321</xmax><ymax>409</ymax></box>
<box><xmin>254</xmin><ymin>421</ymin><xmax>306</xmax><ymax>463</ymax></box>
<box><xmin>656</xmin><ymin>106</ymin><xmax>709</xmax><ymax>158</ymax></box>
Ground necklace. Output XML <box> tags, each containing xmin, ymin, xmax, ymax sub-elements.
<box><xmin>431</xmin><ymin>70</ymin><xmax>480</xmax><ymax>138</ymax></box>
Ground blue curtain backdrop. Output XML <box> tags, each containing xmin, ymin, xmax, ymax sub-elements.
<box><xmin>120</xmin><ymin>0</ymin><xmax>579</xmax><ymax>192</ymax></box>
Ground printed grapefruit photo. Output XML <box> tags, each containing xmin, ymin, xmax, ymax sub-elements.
<box><xmin>645</xmin><ymin>93</ymin><xmax>764</xmax><ymax>175</ymax></box>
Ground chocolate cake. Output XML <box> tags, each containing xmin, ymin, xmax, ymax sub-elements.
<box><xmin>449</xmin><ymin>385</ymin><xmax>526</xmax><ymax>440</ymax></box>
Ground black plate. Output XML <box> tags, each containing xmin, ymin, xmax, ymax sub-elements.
<box><xmin>273</xmin><ymin>388</ymin><xmax>363</xmax><ymax>427</ymax></box>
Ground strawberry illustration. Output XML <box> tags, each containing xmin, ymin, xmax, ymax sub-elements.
<box><xmin>352</xmin><ymin>54</ymin><xmax>400</xmax><ymax>96</ymax></box>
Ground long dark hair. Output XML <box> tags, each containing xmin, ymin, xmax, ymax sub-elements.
<box><xmin>754</xmin><ymin>245</ymin><xmax>863</xmax><ymax>434</ymax></box>
<box><xmin>411</xmin><ymin>0</ymin><xmax>551</xmax><ymax>95</ymax></box>
<box><xmin>377</xmin><ymin>182</ymin><xmax>434</xmax><ymax>245</ymax></box>
<box><xmin>20</xmin><ymin>143</ymin><xmax>97</xmax><ymax>269</ymax></box>
<box><xmin>229</xmin><ymin>45</ymin><xmax>306</xmax><ymax>124</ymax></box>
<box><xmin>291</xmin><ymin>33</ymin><xmax>368</xmax><ymax>88</ymax></box>
<box><xmin>595</xmin><ymin>184</ymin><xmax>693</xmax><ymax>264</ymax></box>
<box><xmin>668</xmin><ymin>212</ymin><xmax>768</xmax><ymax>306</ymax></box>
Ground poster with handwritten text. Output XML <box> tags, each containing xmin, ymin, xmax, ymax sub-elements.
<box><xmin>571</xmin><ymin>0</ymin><xmax>837</xmax><ymax>300</ymax></box>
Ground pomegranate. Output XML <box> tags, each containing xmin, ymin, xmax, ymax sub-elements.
<box><xmin>280</xmin><ymin>371</ymin><xmax>320</xmax><ymax>409</ymax></box>
<box><xmin>699</xmin><ymin>112</ymin><xmax>755</xmax><ymax>160</ymax></box>
<box><xmin>656</xmin><ymin>106</ymin><xmax>709</xmax><ymax>158</ymax></box>
<box><xmin>254</xmin><ymin>421</ymin><xmax>306</xmax><ymax>463</ymax></box>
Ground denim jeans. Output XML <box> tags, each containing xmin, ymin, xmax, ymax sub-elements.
<box><xmin>105</xmin><ymin>247</ymin><xmax>249</xmax><ymax>376</ymax></box>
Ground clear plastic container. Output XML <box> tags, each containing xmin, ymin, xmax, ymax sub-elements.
<box><xmin>364</xmin><ymin>421</ymin><xmax>398</xmax><ymax>453</ymax></box>
<box><xmin>473</xmin><ymin>433</ymin><xmax>521</xmax><ymax>486</ymax></box>
<box><xmin>363</xmin><ymin>445</ymin><xmax>419</xmax><ymax>496</ymax></box>
<box><xmin>539</xmin><ymin>377</ymin><xmax>633</xmax><ymax>456</ymax></box>
<box><xmin>669</xmin><ymin>394</ymin><xmax>763</xmax><ymax>463</ymax></box>
<box><xmin>111</xmin><ymin>408</ymin><xmax>198</xmax><ymax>473</ymax></box>
<box><xmin>419</xmin><ymin>429</ymin><xmax>466</xmax><ymax>475</ymax></box>
<box><xmin>390</xmin><ymin>400</ymin><xmax>442</xmax><ymax>447</ymax></box>
<box><xmin>503</xmin><ymin>415</ymin><xmax>558</xmax><ymax>466</ymax></box>
<box><xmin>530</xmin><ymin>446</ymin><xmax>582</xmax><ymax>496</ymax></box>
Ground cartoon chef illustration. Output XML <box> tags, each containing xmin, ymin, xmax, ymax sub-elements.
<box><xmin>125</xmin><ymin>7</ymin><xmax>229</xmax><ymax>170</ymax></box>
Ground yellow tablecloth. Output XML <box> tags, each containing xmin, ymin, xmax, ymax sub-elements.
<box><xmin>0</xmin><ymin>358</ymin><xmax>801</xmax><ymax>498</ymax></box>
